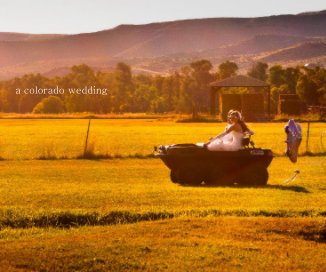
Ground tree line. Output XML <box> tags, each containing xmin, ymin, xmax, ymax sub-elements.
<box><xmin>0</xmin><ymin>60</ymin><xmax>325</xmax><ymax>114</ymax></box>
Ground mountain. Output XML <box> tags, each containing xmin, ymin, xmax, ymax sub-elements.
<box><xmin>0</xmin><ymin>10</ymin><xmax>325</xmax><ymax>79</ymax></box>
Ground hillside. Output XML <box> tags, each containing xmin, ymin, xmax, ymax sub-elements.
<box><xmin>260</xmin><ymin>41</ymin><xmax>326</xmax><ymax>62</ymax></box>
<box><xmin>0</xmin><ymin>32</ymin><xmax>64</xmax><ymax>42</ymax></box>
<box><xmin>0</xmin><ymin>10</ymin><xmax>325</xmax><ymax>79</ymax></box>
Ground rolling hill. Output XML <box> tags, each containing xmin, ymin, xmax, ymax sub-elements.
<box><xmin>0</xmin><ymin>10</ymin><xmax>325</xmax><ymax>79</ymax></box>
<box><xmin>259</xmin><ymin>41</ymin><xmax>326</xmax><ymax>62</ymax></box>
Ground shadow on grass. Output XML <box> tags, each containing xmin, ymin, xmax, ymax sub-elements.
<box><xmin>265</xmin><ymin>184</ymin><xmax>310</xmax><ymax>193</ymax></box>
<box><xmin>265</xmin><ymin>224</ymin><xmax>326</xmax><ymax>244</ymax></box>
<box><xmin>181</xmin><ymin>183</ymin><xmax>310</xmax><ymax>193</ymax></box>
<box><xmin>33</xmin><ymin>153</ymin><xmax>156</xmax><ymax>160</ymax></box>
<box><xmin>76</xmin><ymin>153</ymin><xmax>155</xmax><ymax>160</ymax></box>
<box><xmin>299</xmin><ymin>227</ymin><xmax>326</xmax><ymax>243</ymax></box>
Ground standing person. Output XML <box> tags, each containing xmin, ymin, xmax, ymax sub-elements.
<box><xmin>205</xmin><ymin>110</ymin><xmax>252</xmax><ymax>151</ymax></box>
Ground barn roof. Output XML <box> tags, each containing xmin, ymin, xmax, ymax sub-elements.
<box><xmin>210</xmin><ymin>75</ymin><xmax>269</xmax><ymax>87</ymax></box>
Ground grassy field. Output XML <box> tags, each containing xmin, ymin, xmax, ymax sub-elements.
<box><xmin>0</xmin><ymin>157</ymin><xmax>325</xmax><ymax>271</ymax></box>
<box><xmin>0</xmin><ymin>119</ymin><xmax>325</xmax><ymax>271</ymax></box>
<box><xmin>0</xmin><ymin>157</ymin><xmax>325</xmax><ymax>216</ymax></box>
<box><xmin>0</xmin><ymin>119</ymin><xmax>325</xmax><ymax>159</ymax></box>
<box><xmin>0</xmin><ymin>217</ymin><xmax>325</xmax><ymax>271</ymax></box>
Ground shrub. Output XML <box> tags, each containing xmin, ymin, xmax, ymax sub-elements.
<box><xmin>32</xmin><ymin>96</ymin><xmax>65</xmax><ymax>114</ymax></box>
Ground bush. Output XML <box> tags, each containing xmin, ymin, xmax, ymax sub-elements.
<box><xmin>32</xmin><ymin>96</ymin><xmax>65</xmax><ymax>114</ymax></box>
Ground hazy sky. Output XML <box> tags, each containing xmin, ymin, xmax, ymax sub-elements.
<box><xmin>1</xmin><ymin>0</ymin><xmax>325</xmax><ymax>34</ymax></box>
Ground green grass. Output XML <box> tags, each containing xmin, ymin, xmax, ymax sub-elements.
<box><xmin>0</xmin><ymin>119</ymin><xmax>325</xmax><ymax>159</ymax></box>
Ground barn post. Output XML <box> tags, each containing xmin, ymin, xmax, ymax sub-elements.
<box><xmin>210</xmin><ymin>88</ymin><xmax>216</xmax><ymax>116</ymax></box>
<box><xmin>267</xmin><ymin>86</ymin><xmax>271</xmax><ymax>120</ymax></box>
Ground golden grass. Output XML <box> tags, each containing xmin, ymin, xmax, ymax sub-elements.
<box><xmin>0</xmin><ymin>119</ymin><xmax>325</xmax><ymax>159</ymax></box>
<box><xmin>0</xmin><ymin>157</ymin><xmax>324</xmax><ymax>222</ymax></box>
<box><xmin>0</xmin><ymin>217</ymin><xmax>325</xmax><ymax>271</ymax></box>
<box><xmin>0</xmin><ymin>119</ymin><xmax>325</xmax><ymax>270</ymax></box>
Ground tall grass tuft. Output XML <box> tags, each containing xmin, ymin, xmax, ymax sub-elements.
<box><xmin>0</xmin><ymin>210</ymin><xmax>174</xmax><ymax>229</ymax></box>
<box><xmin>0</xmin><ymin>209</ymin><xmax>325</xmax><ymax>229</ymax></box>
<box><xmin>37</xmin><ymin>142</ymin><xmax>61</xmax><ymax>160</ymax></box>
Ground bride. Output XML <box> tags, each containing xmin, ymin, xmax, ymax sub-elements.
<box><xmin>205</xmin><ymin>110</ymin><xmax>253</xmax><ymax>151</ymax></box>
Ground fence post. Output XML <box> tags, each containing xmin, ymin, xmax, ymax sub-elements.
<box><xmin>84</xmin><ymin>119</ymin><xmax>91</xmax><ymax>156</ymax></box>
<box><xmin>306</xmin><ymin>121</ymin><xmax>310</xmax><ymax>153</ymax></box>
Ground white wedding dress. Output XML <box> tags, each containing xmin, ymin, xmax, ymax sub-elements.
<box><xmin>207</xmin><ymin>130</ymin><xmax>244</xmax><ymax>151</ymax></box>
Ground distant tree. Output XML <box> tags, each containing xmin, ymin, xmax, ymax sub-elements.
<box><xmin>0</xmin><ymin>87</ymin><xmax>4</xmax><ymax>111</ymax></box>
<box><xmin>296</xmin><ymin>75</ymin><xmax>318</xmax><ymax>105</ymax></box>
<box><xmin>179</xmin><ymin>70</ymin><xmax>196</xmax><ymax>114</ymax></box>
<box><xmin>270</xmin><ymin>83</ymin><xmax>292</xmax><ymax>110</ymax></box>
<box><xmin>247</xmin><ymin>62</ymin><xmax>268</xmax><ymax>81</ymax></box>
<box><xmin>2</xmin><ymin>60</ymin><xmax>323</xmax><ymax>115</ymax></box>
<box><xmin>32</xmin><ymin>96</ymin><xmax>65</xmax><ymax>114</ymax></box>
<box><xmin>317</xmin><ymin>86</ymin><xmax>326</xmax><ymax>105</ymax></box>
<box><xmin>268</xmin><ymin>65</ymin><xmax>285</xmax><ymax>87</ymax></box>
<box><xmin>63</xmin><ymin>64</ymin><xmax>101</xmax><ymax>112</ymax></box>
<box><xmin>283</xmin><ymin>67</ymin><xmax>301</xmax><ymax>93</ymax></box>
<box><xmin>133</xmin><ymin>74</ymin><xmax>157</xmax><ymax>112</ymax></box>
<box><xmin>1</xmin><ymin>78</ymin><xmax>21</xmax><ymax>112</ymax></box>
<box><xmin>96</xmin><ymin>71</ymin><xmax>114</xmax><ymax>113</ymax></box>
<box><xmin>170</xmin><ymin>72</ymin><xmax>182</xmax><ymax>111</ymax></box>
<box><xmin>160</xmin><ymin>76</ymin><xmax>174</xmax><ymax>111</ymax></box>
<box><xmin>133</xmin><ymin>85</ymin><xmax>155</xmax><ymax>112</ymax></box>
<box><xmin>217</xmin><ymin>61</ymin><xmax>238</xmax><ymax>79</ymax></box>
<box><xmin>297</xmin><ymin>66</ymin><xmax>326</xmax><ymax>105</ymax></box>
<box><xmin>112</xmin><ymin>62</ymin><xmax>134</xmax><ymax>112</ymax></box>
<box><xmin>17</xmin><ymin>73</ymin><xmax>51</xmax><ymax>113</ymax></box>
<box><xmin>153</xmin><ymin>75</ymin><xmax>164</xmax><ymax>96</ymax></box>
<box><xmin>188</xmin><ymin>59</ymin><xmax>214</xmax><ymax>117</ymax></box>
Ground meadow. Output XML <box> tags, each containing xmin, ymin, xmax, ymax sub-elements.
<box><xmin>0</xmin><ymin>119</ymin><xmax>325</xmax><ymax>159</ymax></box>
<box><xmin>0</xmin><ymin>119</ymin><xmax>325</xmax><ymax>271</ymax></box>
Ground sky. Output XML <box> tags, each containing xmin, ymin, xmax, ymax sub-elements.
<box><xmin>0</xmin><ymin>0</ymin><xmax>325</xmax><ymax>34</ymax></box>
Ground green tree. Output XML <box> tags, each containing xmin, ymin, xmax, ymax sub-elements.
<box><xmin>32</xmin><ymin>96</ymin><xmax>65</xmax><ymax>113</ymax></box>
<box><xmin>189</xmin><ymin>60</ymin><xmax>214</xmax><ymax>117</ymax></box>
<box><xmin>217</xmin><ymin>61</ymin><xmax>238</xmax><ymax>79</ymax></box>
<box><xmin>112</xmin><ymin>62</ymin><xmax>134</xmax><ymax>112</ymax></box>
<box><xmin>296</xmin><ymin>75</ymin><xmax>318</xmax><ymax>105</ymax></box>
<box><xmin>317</xmin><ymin>86</ymin><xmax>326</xmax><ymax>105</ymax></box>
<box><xmin>283</xmin><ymin>67</ymin><xmax>301</xmax><ymax>93</ymax></box>
<box><xmin>268</xmin><ymin>65</ymin><xmax>285</xmax><ymax>87</ymax></box>
<box><xmin>133</xmin><ymin>74</ymin><xmax>156</xmax><ymax>112</ymax></box>
<box><xmin>63</xmin><ymin>64</ymin><xmax>102</xmax><ymax>113</ymax></box>
<box><xmin>96</xmin><ymin>71</ymin><xmax>114</xmax><ymax>113</ymax></box>
<box><xmin>0</xmin><ymin>78</ymin><xmax>22</xmax><ymax>112</ymax></box>
<box><xmin>17</xmin><ymin>73</ymin><xmax>51</xmax><ymax>113</ymax></box>
<box><xmin>179</xmin><ymin>70</ymin><xmax>195</xmax><ymax>114</ymax></box>
<box><xmin>296</xmin><ymin>66</ymin><xmax>326</xmax><ymax>105</ymax></box>
<box><xmin>247</xmin><ymin>62</ymin><xmax>268</xmax><ymax>81</ymax></box>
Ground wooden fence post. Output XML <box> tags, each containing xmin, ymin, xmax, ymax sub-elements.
<box><xmin>84</xmin><ymin>119</ymin><xmax>91</xmax><ymax>156</ymax></box>
<box><xmin>306</xmin><ymin>121</ymin><xmax>310</xmax><ymax>153</ymax></box>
